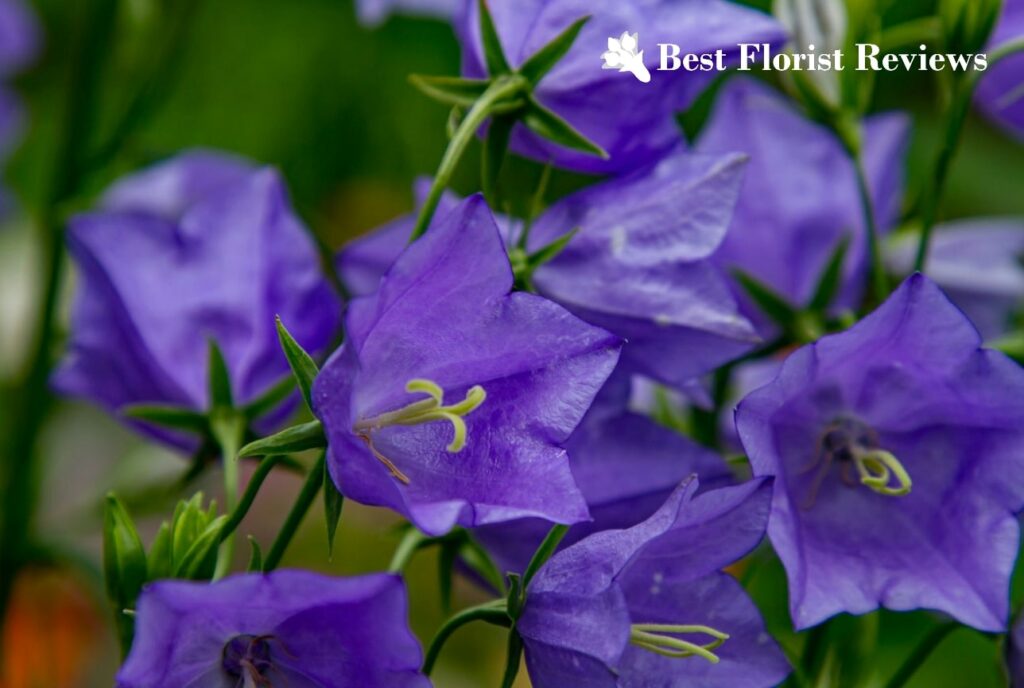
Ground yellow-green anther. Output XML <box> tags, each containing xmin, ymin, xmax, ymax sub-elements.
<box><xmin>854</xmin><ymin>449</ymin><xmax>912</xmax><ymax>497</ymax></box>
<box><xmin>629</xmin><ymin>623</ymin><xmax>730</xmax><ymax>664</ymax></box>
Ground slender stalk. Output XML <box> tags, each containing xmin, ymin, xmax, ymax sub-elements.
<box><xmin>388</xmin><ymin>527</ymin><xmax>428</xmax><ymax>573</ymax></box>
<box><xmin>850</xmin><ymin>151</ymin><xmax>889</xmax><ymax>307</ymax></box>
<box><xmin>422</xmin><ymin>601</ymin><xmax>510</xmax><ymax>676</ymax></box>
<box><xmin>216</xmin><ymin>455</ymin><xmax>290</xmax><ymax>546</ymax></box>
<box><xmin>881</xmin><ymin>623</ymin><xmax>959</xmax><ymax>688</ymax></box>
<box><xmin>212</xmin><ymin>413</ymin><xmax>245</xmax><ymax>578</ymax></box>
<box><xmin>499</xmin><ymin>630</ymin><xmax>524</xmax><ymax>688</ymax></box>
<box><xmin>262</xmin><ymin>452</ymin><xmax>325</xmax><ymax>571</ymax></box>
<box><xmin>409</xmin><ymin>75</ymin><xmax>527</xmax><ymax>242</ymax></box>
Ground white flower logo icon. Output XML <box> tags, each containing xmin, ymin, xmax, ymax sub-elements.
<box><xmin>601</xmin><ymin>31</ymin><xmax>651</xmax><ymax>83</ymax></box>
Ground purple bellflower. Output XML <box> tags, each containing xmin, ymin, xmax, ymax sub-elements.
<box><xmin>736</xmin><ymin>274</ymin><xmax>1024</xmax><ymax>631</ymax></box>
<box><xmin>313</xmin><ymin>195</ymin><xmax>621</xmax><ymax>536</ymax></box>
<box><xmin>516</xmin><ymin>477</ymin><xmax>790</xmax><ymax>688</ymax></box>
<box><xmin>887</xmin><ymin>218</ymin><xmax>1024</xmax><ymax>340</ymax></box>
<box><xmin>473</xmin><ymin>366</ymin><xmax>734</xmax><ymax>576</ymax></box>
<box><xmin>52</xmin><ymin>151</ymin><xmax>342</xmax><ymax>445</ymax></box>
<box><xmin>697</xmin><ymin>78</ymin><xmax>909</xmax><ymax>329</ymax></box>
<box><xmin>455</xmin><ymin>0</ymin><xmax>784</xmax><ymax>174</ymax></box>
<box><xmin>977</xmin><ymin>0</ymin><xmax>1024</xmax><ymax>137</ymax></box>
<box><xmin>116</xmin><ymin>570</ymin><xmax>429</xmax><ymax>688</ymax></box>
<box><xmin>338</xmin><ymin>148</ymin><xmax>759</xmax><ymax>389</ymax></box>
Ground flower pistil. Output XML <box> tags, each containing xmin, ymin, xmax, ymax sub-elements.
<box><xmin>629</xmin><ymin>623</ymin><xmax>730</xmax><ymax>664</ymax></box>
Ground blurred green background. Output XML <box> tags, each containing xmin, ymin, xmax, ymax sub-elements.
<box><xmin>0</xmin><ymin>0</ymin><xmax>1022</xmax><ymax>686</ymax></box>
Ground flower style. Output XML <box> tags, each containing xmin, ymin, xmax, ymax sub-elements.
<box><xmin>696</xmin><ymin>78</ymin><xmax>909</xmax><ymax>329</ymax></box>
<box><xmin>116</xmin><ymin>570</ymin><xmax>430</xmax><ymax>688</ymax></box>
<box><xmin>516</xmin><ymin>477</ymin><xmax>789</xmax><ymax>688</ymax></box>
<box><xmin>313</xmin><ymin>195</ymin><xmax>621</xmax><ymax>536</ymax></box>
<box><xmin>455</xmin><ymin>0</ymin><xmax>784</xmax><ymax>173</ymax></box>
<box><xmin>886</xmin><ymin>218</ymin><xmax>1024</xmax><ymax>340</ymax></box>
<box><xmin>976</xmin><ymin>0</ymin><xmax>1024</xmax><ymax>137</ymax></box>
<box><xmin>338</xmin><ymin>148</ymin><xmax>759</xmax><ymax>389</ymax></box>
<box><xmin>52</xmin><ymin>151</ymin><xmax>342</xmax><ymax>445</ymax></box>
<box><xmin>736</xmin><ymin>274</ymin><xmax>1024</xmax><ymax>630</ymax></box>
<box><xmin>472</xmin><ymin>366</ymin><xmax>734</xmax><ymax>576</ymax></box>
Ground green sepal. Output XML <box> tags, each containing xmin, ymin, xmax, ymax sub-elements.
<box><xmin>121</xmin><ymin>403</ymin><xmax>208</xmax><ymax>435</ymax></box>
<box><xmin>239</xmin><ymin>419</ymin><xmax>326</xmax><ymax>457</ymax></box>
<box><xmin>103</xmin><ymin>494</ymin><xmax>148</xmax><ymax>610</ymax></box>
<box><xmin>522</xmin><ymin>95</ymin><xmax>607</xmax><ymax>158</ymax></box>
<box><xmin>808</xmin><ymin>235</ymin><xmax>851</xmax><ymax>312</ymax></box>
<box><xmin>518</xmin><ymin>15</ymin><xmax>589</xmax><ymax>85</ymax></box>
<box><xmin>174</xmin><ymin>514</ymin><xmax>229</xmax><ymax>580</ymax></box>
<box><xmin>477</xmin><ymin>0</ymin><xmax>510</xmax><ymax>75</ymax></box>
<box><xmin>276</xmin><ymin>316</ymin><xmax>319</xmax><ymax>411</ymax></box>
<box><xmin>246</xmin><ymin>536</ymin><xmax>264</xmax><ymax>572</ymax></box>
<box><xmin>146</xmin><ymin>521</ymin><xmax>173</xmax><ymax>581</ymax></box>
<box><xmin>522</xmin><ymin>524</ymin><xmax>568</xmax><ymax>588</ymax></box>
<box><xmin>323</xmin><ymin>457</ymin><xmax>344</xmax><ymax>559</ymax></box>
<box><xmin>207</xmin><ymin>339</ymin><xmax>234</xmax><ymax>410</ymax></box>
<box><xmin>733</xmin><ymin>269</ymin><xmax>799</xmax><ymax>331</ymax></box>
<box><xmin>409</xmin><ymin>74</ymin><xmax>491</xmax><ymax>108</ymax></box>
<box><xmin>482</xmin><ymin>114</ymin><xmax>516</xmax><ymax>204</ymax></box>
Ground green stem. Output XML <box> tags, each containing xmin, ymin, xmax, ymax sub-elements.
<box><xmin>0</xmin><ymin>0</ymin><xmax>117</xmax><ymax>647</ymax></box>
<box><xmin>522</xmin><ymin>524</ymin><xmax>568</xmax><ymax>587</ymax></box>
<box><xmin>409</xmin><ymin>75</ymin><xmax>527</xmax><ymax>242</ymax></box>
<box><xmin>211</xmin><ymin>413</ymin><xmax>245</xmax><ymax>579</ymax></box>
<box><xmin>850</xmin><ymin>151</ymin><xmax>889</xmax><ymax>307</ymax></box>
<box><xmin>422</xmin><ymin>600</ymin><xmax>510</xmax><ymax>676</ymax></box>
<box><xmin>388</xmin><ymin>527</ymin><xmax>429</xmax><ymax>573</ymax></box>
<box><xmin>881</xmin><ymin>623</ymin><xmax>959</xmax><ymax>688</ymax></box>
<box><xmin>262</xmin><ymin>451</ymin><xmax>325</xmax><ymax>571</ymax></box>
<box><xmin>216</xmin><ymin>455</ymin><xmax>290</xmax><ymax>547</ymax></box>
<box><xmin>499</xmin><ymin>630</ymin><xmax>524</xmax><ymax>688</ymax></box>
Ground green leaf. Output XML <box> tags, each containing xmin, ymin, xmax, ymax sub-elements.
<box><xmin>482</xmin><ymin>114</ymin><xmax>515</xmax><ymax>204</ymax></box>
<box><xmin>732</xmin><ymin>269</ymin><xmax>798</xmax><ymax>330</ymax></box>
<box><xmin>276</xmin><ymin>316</ymin><xmax>319</xmax><ymax>411</ymax></box>
<box><xmin>459</xmin><ymin>535</ymin><xmax>507</xmax><ymax>595</ymax></box>
<box><xmin>409</xmin><ymin>74</ymin><xmax>490</xmax><ymax>108</ymax></box>
<box><xmin>323</xmin><ymin>458</ymin><xmax>344</xmax><ymax>559</ymax></box>
<box><xmin>808</xmin><ymin>235</ymin><xmax>851</xmax><ymax>312</ymax></box>
<box><xmin>522</xmin><ymin>96</ymin><xmax>607</xmax><ymax>158</ymax></box>
<box><xmin>528</xmin><ymin>227</ymin><xmax>578</xmax><ymax>268</ymax></box>
<box><xmin>103</xmin><ymin>494</ymin><xmax>148</xmax><ymax>609</ymax></box>
<box><xmin>478</xmin><ymin>0</ymin><xmax>510</xmax><ymax>75</ymax></box>
<box><xmin>239</xmin><ymin>419</ymin><xmax>326</xmax><ymax>457</ymax></box>
<box><xmin>438</xmin><ymin>542</ymin><xmax>457</xmax><ymax>615</ymax></box>
<box><xmin>243</xmin><ymin>375</ymin><xmax>296</xmax><ymax>420</ymax></box>
<box><xmin>122</xmin><ymin>403</ymin><xmax>208</xmax><ymax>434</ymax></box>
<box><xmin>246</xmin><ymin>536</ymin><xmax>264</xmax><ymax>572</ymax></box>
<box><xmin>518</xmin><ymin>16</ymin><xmax>589</xmax><ymax>85</ymax></box>
<box><xmin>446</xmin><ymin>106</ymin><xmax>464</xmax><ymax>140</ymax></box>
<box><xmin>174</xmin><ymin>515</ymin><xmax>229</xmax><ymax>580</ymax></box>
<box><xmin>207</xmin><ymin>339</ymin><xmax>234</xmax><ymax>410</ymax></box>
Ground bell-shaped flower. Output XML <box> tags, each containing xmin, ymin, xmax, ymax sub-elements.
<box><xmin>313</xmin><ymin>195</ymin><xmax>621</xmax><ymax>536</ymax></box>
<box><xmin>736</xmin><ymin>274</ymin><xmax>1024</xmax><ymax>630</ymax></box>
<box><xmin>116</xmin><ymin>570</ymin><xmax>430</xmax><ymax>688</ymax></box>
<box><xmin>517</xmin><ymin>478</ymin><xmax>789</xmax><ymax>688</ymax></box>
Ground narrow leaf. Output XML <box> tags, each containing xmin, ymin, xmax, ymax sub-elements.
<box><xmin>103</xmin><ymin>494</ymin><xmax>148</xmax><ymax>608</ymax></box>
<box><xmin>409</xmin><ymin>74</ymin><xmax>490</xmax><ymax>108</ymax></box>
<box><xmin>522</xmin><ymin>524</ymin><xmax>569</xmax><ymax>587</ymax></box>
<box><xmin>438</xmin><ymin>543</ymin><xmax>457</xmax><ymax>615</ymax></box>
<box><xmin>482</xmin><ymin>115</ymin><xmax>515</xmax><ymax>204</ymax></box>
<box><xmin>323</xmin><ymin>458</ymin><xmax>344</xmax><ymax>558</ymax></box>
<box><xmin>808</xmin><ymin>235</ymin><xmax>851</xmax><ymax>311</ymax></box>
<box><xmin>239</xmin><ymin>420</ymin><xmax>326</xmax><ymax>457</ymax></box>
<box><xmin>478</xmin><ymin>0</ymin><xmax>510</xmax><ymax>75</ymax></box>
<box><xmin>207</xmin><ymin>340</ymin><xmax>233</xmax><ymax>410</ymax></box>
<box><xmin>246</xmin><ymin>536</ymin><xmax>264</xmax><ymax>572</ymax></box>
<box><xmin>518</xmin><ymin>16</ymin><xmax>589</xmax><ymax>84</ymax></box>
<box><xmin>732</xmin><ymin>269</ymin><xmax>798</xmax><ymax>329</ymax></box>
<box><xmin>122</xmin><ymin>403</ymin><xmax>207</xmax><ymax>434</ymax></box>
<box><xmin>522</xmin><ymin>96</ymin><xmax>607</xmax><ymax>158</ymax></box>
<box><xmin>528</xmin><ymin>227</ymin><xmax>579</xmax><ymax>268</ymax></box>
<box><xmin>459</xmin><ymin>535</ymin><xmax>507</xmax><ymax>595</ymax></box>
<box><xmin>276</xmin><ymin>316</ymin><xmax>319</xmax><ymax>411</ymax></box>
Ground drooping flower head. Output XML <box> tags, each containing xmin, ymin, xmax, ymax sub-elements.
<box><xmin>313</xmin><ymin>195</ymin><xmax>621</xmax><ymax>536</ymax></box>
<box><xmin>976</xmin><ymin>0</ymin><xmax>1024</xmax><ymax>137</ymax></box>
<box><xmin>472</xmin><ymin>366</ymin><xmax>735</xmax><ymax>575</ymax></box>
<box><xmin>516</xmin><ymin>478</ymin><xmax>789</xmax><ymax>687</ymax></box>
<box><xmin>736</xmin><ymin>274</ymin><xmax>1024</xmax><ymax>630</ymax></box>
<box><xmin>697</xmin><ymin>78</ymin><xmax>909</xmax><ymax>329</ymax></box>
<box><xmin>116</xmin><ymin>571</ymin><xmax>430</xmax><ymax>688</ymax></box>
<box><xmin>886</xmin><ymin>218</ymin><xmax>1024</xmax><ymax>340</ymax></box>
<box><xmin>338</xmin><ymin>148</ymin><xmax>758</xmax><ymax>389</ymax></box>
<box><xmin>53</xmin><ymin>151</ymin><xmax>342</xmax><ymax>445</ymax></box>
<box><xmin>455</xmin><ymin>0</ymin><xmax>784</xmax><ymax>173</ymax></box>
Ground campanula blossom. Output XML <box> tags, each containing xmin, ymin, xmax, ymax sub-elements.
<box><xmin>977</xmin><ymin>0</ymin><xmax>1024</xmax><ymax>137</ymax></box>
<box><xmin>52</xmin><ymin>151</ymin><xmax>342</xmax><ymax>445</ymax></box>
<box><xmin>473</xmin><ymin>367</ymin><xmax>734</xmax><ymax>575</ymax></box>
<box><xmin>338</xmin><ymin>149</ymin><xmax>759</xmax><ymax>388</ymax></box>
<box><xmin>356</xmin><ymin>0</ymin><xmax>458</xmax><ymax>26</ymax></box>
<box><xmin>455</xmin><ymin>0</ymin><xmax>784</xmax><ymax>174</ymax></box>
<box><xmin>736</xmin><ymin>274</ymin><xmax>1024</xmax><ymax>631</ymax></box>
<box><xmin>697</xmin><ymin>78</ymin><xmax>909</xmax><ymax>329</ymax></box>
<box><xmin>116</xmin><ymin>571</ymin><xmax>430</xmax><ymax>688</ymax></box>
<box><xmin>517</xmin><ymin>478</ymin><xmax>789</xmax><ymax>688</ymax></box>
<box><xmin>887</xmin><ymin>219</ymin><xmax>1024</xmax><ymax>339</ymax></box>
<box><xmin>313</xmin><ymin>195</ymin><xmax>621</xmax><ymax>536</ymax></box>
